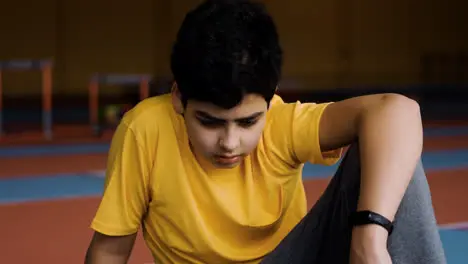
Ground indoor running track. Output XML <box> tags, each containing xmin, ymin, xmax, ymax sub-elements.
<box><xmin>0</xmin><ymin>126</ymin><xmax>468</xmax><ymax>264</ymax></box>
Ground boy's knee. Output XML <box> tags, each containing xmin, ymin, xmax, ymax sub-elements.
<box><xmin>396</xmin><ymin>160</ymin><xmax>436</xmax><ymax>221</ymax></box>
<box><xmin>408</xmin><ymin>160</ymin><xmax>430</xmax><ymax>192</ymax></box>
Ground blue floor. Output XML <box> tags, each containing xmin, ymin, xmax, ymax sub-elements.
<box><xmin>0</xmin><ymin>143</ymin><xmax>110</xmax><ymax>158</ymax></box>
<box><xmin>0</xmin><ymin>173</ymin><xmax>105</xmax><ymax>204</ymax></box>
<box><xmin>440</xmin><ymin>229</ymin><xmax>468</xmax><ymax>263</ymax></box>
<box><xmin>0</xmin><ymin>125</ymin><xmax>467</xmax><ymax>158</ymax></box>
<box><xmin>0</xmin><ymin>149</ymin><xmax>467</xmax><ymax>204</ymax></box>
<box><xmin>424</xmin><ymin>126</ymin><xmax>468</xmax><ymax>137</ymax></box>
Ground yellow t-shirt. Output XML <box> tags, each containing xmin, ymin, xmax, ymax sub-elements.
<box><xmin>91</xmin><ymin>93</ymin><xmax>341</xmax><ymax>263</ymax></box>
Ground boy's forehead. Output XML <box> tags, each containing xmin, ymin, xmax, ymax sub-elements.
<box><xmin>190</xmin><ymin>94</ymin><xmax>267</xmax><ymax>119</ymax></box>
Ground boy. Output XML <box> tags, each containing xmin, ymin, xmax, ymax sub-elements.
<box><xmin>85</xmin><ymin>0</ymin><xmax>446</xmax><ymax>263</ymax></box>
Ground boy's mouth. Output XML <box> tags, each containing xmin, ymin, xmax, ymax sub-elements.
<box><xmin>213</xmin><ymin>155</ymin><xmax>241</xmax><ymax>165</ymax></box>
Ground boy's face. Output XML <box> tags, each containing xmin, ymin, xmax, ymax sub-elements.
<box><xmin>173</xmin><ymin>89</ymin><xmax>268</xmax><ymax>169</ymax></box>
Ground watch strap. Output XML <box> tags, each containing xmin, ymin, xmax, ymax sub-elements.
<box><xmin>350</xmin><ymin>210</ymin><xmax>394</xmax><ymax>235</ymax></box>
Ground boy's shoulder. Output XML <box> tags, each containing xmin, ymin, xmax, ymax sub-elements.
<box><xmin>120</xmin><ymin>93</ymin><xmax>177</xmax><ymax>134</ymax></box>
<box><xmin>266</xmin><ymin>94</ymin><xmax>296</xmax><ymax>120</ymax></box>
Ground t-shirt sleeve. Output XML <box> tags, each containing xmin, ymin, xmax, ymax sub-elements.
<box><xmin>90</xmin><ymin>120</ymin><xmax>152</xmax><ymax>236</ymax></box>
<box><xmin>266</xmin><ymin>101</ymin><xmax>342</xmax><ymax>167</ymax></box>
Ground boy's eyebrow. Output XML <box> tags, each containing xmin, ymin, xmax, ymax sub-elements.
<box><xmin>195</xmin><ymin>111</ymin><xmax>264</xmax><ymax>122</ymax></box>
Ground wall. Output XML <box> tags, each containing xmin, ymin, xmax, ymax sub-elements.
<box><xmin>268</xmin><ymin>0</ymin><xmax>468</xmax><ymax>90</ymax></box>
<box><xmin>0</xmin><ymin>0</ymin><xmax>57</xmax><ymax>96</ymax></box>
<box><xmin>0</xmin><ymin>0</ymin><xmax>466</xmax><ymax>96</ymax></box>
<box><xmin>0</xmin><ymin>0</ymin><xmax>163</xmax><ymax>96</ymax></box>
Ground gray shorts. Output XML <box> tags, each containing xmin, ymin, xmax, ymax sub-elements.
<box><xmin>261</xmin><ymin>143</ymin><xmax>447</xmax><ymax>264</ymax></box>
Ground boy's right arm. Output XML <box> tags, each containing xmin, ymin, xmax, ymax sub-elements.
<box><xmin>85</xmin><ymin>119</ymin><xmax>153</xmax><ymax>263</ymax></box>
<box><xmin>85</xmin><ymin>232</ymin><xmax>137</xmax><ymax>264</ymax></box>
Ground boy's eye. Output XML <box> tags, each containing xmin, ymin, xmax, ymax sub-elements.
<box><xmin>196</xmin><ymin>116</ymin><xmax>258</xmax><ymax>128</ymax></box>
<box><xmin>198</xmin><ymin>118</ymin><xmax>224</xmax><ymax>128</ymax></box>
<box><xmin>237</xmin><ymin>118</ymin><xmax>258</xmax><ymax>127</ymax></box>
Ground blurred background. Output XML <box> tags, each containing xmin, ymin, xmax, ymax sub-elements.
<box><xmin>0</xmin><ymin>0</ymin><xmax>467</xmax><ymax>263</ymax></box>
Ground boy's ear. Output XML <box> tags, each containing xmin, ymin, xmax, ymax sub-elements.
<box><xmin>171</xmin><ymin>82</ymin><xmax>184</xmax><ymax>114</ymax></box>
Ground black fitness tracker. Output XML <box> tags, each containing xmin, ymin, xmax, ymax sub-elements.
<box><xmin>350</xmin><ymin>210</ymin><xmax>394</xmax><ymax>235</ymax></box>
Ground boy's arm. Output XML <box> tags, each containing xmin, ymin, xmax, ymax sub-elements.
<box><xmin>319</xmin><ymin>93</ymin><xmax>422</xmax><ymax>222</ymax></box>
<box><xmin>319</xmin><ymin>93</ymin><xmax>422</xmax><ymax>261</ymax></box>
<box><xmin>85</xmin><ymin>120</ymin><xmax>153</xmax><ymax>263</ymax></box>
<box><xmin>85</xmin><ymin>232</ymin><xmax>137</xmax><ymax>264</ymax></box>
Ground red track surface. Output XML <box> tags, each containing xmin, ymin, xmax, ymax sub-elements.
<box><xmin>0</xmin><ymin>153</ymin><xmax>108</xmax><ymax>178</ymax></box>
<box><xmin>1</xmin><ymin>168</ymin><xmax>467</xmax><ymax>264</ymax></box>
<box><xmin>0</xmin><ymin>135</ymin><xmax>467</xmax><ymax>263</ymax></box>
<box><xmin>2</xmin><ymin>135</ymin><xmax>467</xmax><ymax>179</ymax></box>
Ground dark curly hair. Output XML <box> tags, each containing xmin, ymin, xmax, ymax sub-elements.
<box><xmin>170</xmin><ymin>0</ymin><xmax>283</xmax><ymax>109</ymax></box>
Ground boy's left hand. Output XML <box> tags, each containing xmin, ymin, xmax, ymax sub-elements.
<box><xmin>350</xmin><ymin>225</ymin><xmax>392</xmax><ymax>264</ymax></box>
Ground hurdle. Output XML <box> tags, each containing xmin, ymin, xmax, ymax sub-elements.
<box><xmin>0</xmin><ymin>59</ymin><xmax>53</xmax><ymax>140</ymax></box>
<box><xmin>88</xmin><ymin>73</ymin><xmax>151</xmax><ymax>135</ymax></box>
